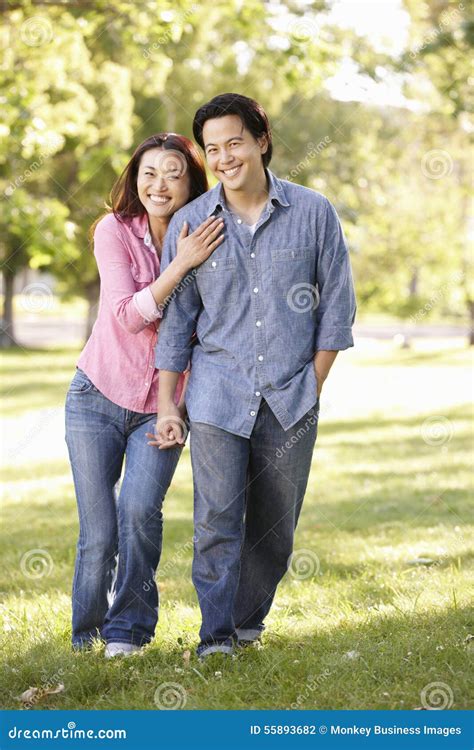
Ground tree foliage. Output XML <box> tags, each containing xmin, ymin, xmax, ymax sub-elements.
<box><xmin>0</xmin><ymin>0</ymin><xmax>470</xmax><ymax>345</ymax></box>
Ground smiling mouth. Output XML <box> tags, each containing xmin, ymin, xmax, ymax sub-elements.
<box><xmin>220</xmin><ymin>165</ymin><xmax>242</xmax><ymax>177</ymax></box>
<box><xmin>148</xmin><ymin>195</ymin><xmax>171</xmax><ymax>204</ymax></box>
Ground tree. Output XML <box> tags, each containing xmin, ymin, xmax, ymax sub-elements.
<box><xmin>0</xmin><ymin>6</ymin><xmax>94</xmax><ymax>345</ymax></box>
<box><xmin>3</xmin><ymin>0</ymin><xmax>346</xmax><ymax>344</ymax></box>
<box><xmin>401</xmin><ymin>0</ymin><xmax>473</xmax><ymax>342</ymax></box>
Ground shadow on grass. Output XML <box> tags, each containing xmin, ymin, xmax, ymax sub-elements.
<box><xmin>357</xmin><ymin>348</ymin><xmax>470</xmax><ymax>368</ymax></box>
<box><xmin>305</xmin><ymin>487</ymin><xmax>471</xmax><ymax>532</ymax></box>
<box><xmin>1</xmin><ymin>604</ymin><xmax>471</xmax><ymax>710</ymax></box>
<box><xmin>296</xmin><ymin>549</ymin><xmax>474</xmax><ymax>581</ymax></box>
<box><xmin>0</xmin><ymin>346</ymin><xmax>80</xmax><ymax>357</ymax></box>
<box><xmin>1</xmin><ymin>348</ymin><xmax>79</xmax><ymax>416</ymax></box>
<box><xmin>0</xmin><ymin>460</ymin><xmax>71</xmax><ymax>482</ymax></box>
<box><xmin>1</xmin><ymin>383</ymin><xmax>70</xmax><ymax>417</ymax></box>
<box><xmin>232</xmin><ymin>605</ymin><xmax>474</xmax><ymax>711</ymax></box>
<box><xmin>318</xmin><ymin>404</ymin><xmax>472</xmax><ymax>437</ymax></box>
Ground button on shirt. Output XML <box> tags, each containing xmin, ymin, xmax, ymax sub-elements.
<box><xmin>155</xmin><ymin>170</ymin><xmax>357</xmax><ymax>437</ymax></box>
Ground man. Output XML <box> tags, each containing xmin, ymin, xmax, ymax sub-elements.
<box><xmin>155</xmin><ymin>93</ymin><xmax>356</xmax><ymax>658</ymax></box>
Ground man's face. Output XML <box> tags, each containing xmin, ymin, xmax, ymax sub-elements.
<box><xmin>202</xmin><ymin>114</ymin><xmax>268</xmax><ymax>192</ymax></box>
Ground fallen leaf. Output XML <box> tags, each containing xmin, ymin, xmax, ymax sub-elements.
<box><xmin>45</xmin><ymin>684</ymin><xmax>64</xmax><ymax>695</ymax></box>
<box><xmin>182</xmin><ymin>649</ymin><xmax>191</xmax><ymax>665</ymax></box>
<box><xmin>18</xmin><ymin>687</ymin><xmax>39</xmax><ymax>704</ymax></box>
<box><xmin>18</xmin><ymin>683</ymin><xmax>64</xmax><ymax>707</ymax></box>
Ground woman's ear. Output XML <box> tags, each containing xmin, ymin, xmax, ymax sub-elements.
<box><xmin>258</xmin><ymin>134</ymin><xmax>269</xmax><ymax>155</ymax></box>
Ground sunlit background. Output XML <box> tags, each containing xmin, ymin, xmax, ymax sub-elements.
<box><xmin>1</xmin><ymin>0</ymin><xmax>472</xmax><ymax>712</ymax></box>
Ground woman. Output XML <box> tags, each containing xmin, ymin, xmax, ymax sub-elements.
<box><xmin>65</xmin><ymin>133</ymin><xmax>223</xmax><ymax>657</ymax></box>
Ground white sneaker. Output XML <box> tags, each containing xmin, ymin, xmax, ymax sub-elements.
<box><xmin>104</xmin><ymin>642</ymin><xmax>141</xmax><ymax>659</ymax></box>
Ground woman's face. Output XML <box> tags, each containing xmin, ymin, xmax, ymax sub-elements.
<box><xmin>137</xmin><ymin>147</ymin><xmax>191</xmax><ymax>219</ymax></box>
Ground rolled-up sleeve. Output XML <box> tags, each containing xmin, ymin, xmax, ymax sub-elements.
<box><xmin>314</xmin><ymin>198</ymin><xmax>357</xmax><ymax>351</ymax></box>
<box><xmin>94</xmin><ymin>217</ymin><xmax>152</xmax><ymax>334</ymax></box>
<box><xmin>133</xmin><ymin>286</ymin><xmax>163</xmax><ymax>323</ymax></box>
<box><xmin>155</xmin><ymin>214</ymin><xmax>201</xmax><ymax>372</ymax></box>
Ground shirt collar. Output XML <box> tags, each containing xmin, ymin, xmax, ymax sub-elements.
<box><xmin>204</xmin><ymin>169</ymin><xmax>290</xmax><ymax>215</ymax></box>
<box><xmin>129</xmin><ymin>213</ymin><xmax>149</xmax><ymax>239</ymax></box>
<box><xmin>267</xmin><ymin>169</ymin><xmax>290</xmax><ymax>208</ymax></box>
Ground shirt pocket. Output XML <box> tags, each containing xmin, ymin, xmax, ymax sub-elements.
<box><xmin>196</xmin><ymin>257</ymin><xmax>238</xmax><ymax>308</ymax></box>
<box><xmin>131</xmin><ymin>263</ymin><xmax>154</xmax><ymax>290</ymax></box>
<box><xmin>271</xmin><ymin>246</ymin><xmax>316</xmax><ymax>305</ymax></box>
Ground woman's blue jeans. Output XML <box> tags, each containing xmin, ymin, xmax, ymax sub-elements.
<box><xmin>65</xmin><ymin>368</ymin><xmax>182</xmax><ymax>648</ymax></box>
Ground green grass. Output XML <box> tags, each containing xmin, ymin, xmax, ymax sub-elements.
<box><xmin>0</xmin><ymin>343</ymin><xmax>473</xmax><ymax>711</ymax></box>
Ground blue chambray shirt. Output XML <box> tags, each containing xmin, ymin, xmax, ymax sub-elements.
<box><xmin>155</xmin><ymin>169</ymin><xmax>356</xmax><ymax>438</ymax></box>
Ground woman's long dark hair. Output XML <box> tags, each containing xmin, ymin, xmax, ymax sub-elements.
<box><xmin>90</xmin><ymin>133</ymin><xmax>208</xmax><ymax>238</ymax></box>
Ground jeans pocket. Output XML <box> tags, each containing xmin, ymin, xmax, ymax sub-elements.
<box><xmin>68</xmin><ymin>369</ymin><xmax>98</xmax><ymax>394</ymax></box>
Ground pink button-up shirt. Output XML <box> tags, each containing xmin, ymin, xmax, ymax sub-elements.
<box><xmin>77</xmin><ymin>212</ymin><xmax>184</xmax><ymax>413</ymax></box>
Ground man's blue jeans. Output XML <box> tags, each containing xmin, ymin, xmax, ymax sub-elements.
<box><xmin>190</xmin><ymin>399</ymin><xmax>319</xmax><ymax>656</ymax></box>
<box><xmin>65</xmin><ymin>368</ymin><xmax>182</xmax><ymax>648</ymax></box>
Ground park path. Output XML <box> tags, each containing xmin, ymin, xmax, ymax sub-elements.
<box><xmin>2</xmin><ymin>333</ymin><xmax>471</xmax><ymax>471</ymax></box>
<box><xmin>11</xmin><ymin>318</ymin><xmax>470</xmax><ymax>348</ymax></box>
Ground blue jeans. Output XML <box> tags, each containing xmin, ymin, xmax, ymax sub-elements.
<box><xmin>190</xmin><ymin>399</ymin><xmax>319</xmax><ymax>655</ymax></box>
<box><xmin>65</xmin><ymin>368</ymin><xmax>182</xmax><ymax>648</ymax></box>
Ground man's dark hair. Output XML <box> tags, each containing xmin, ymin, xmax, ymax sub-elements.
<box><xmin>193</xmin><ymin>93</ymin><xmax>273</xmax><ymax>167</ymax></box>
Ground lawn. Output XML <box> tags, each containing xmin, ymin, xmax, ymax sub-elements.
<box><xmin>0</xmin><ymin>341</ymin><xmax>473</xmax><ymax>711</ymax></box>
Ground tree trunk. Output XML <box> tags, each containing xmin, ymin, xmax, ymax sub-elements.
<box><xmin>402</xmin><ymin>269</ymin><xmax>420</xmax><ymax>350</ymax></box>
<box><xmin>84</xmin><ymin>280</ymin><xmax>100</xmax><ymax>343</ymax></box>
<box><xmin>468</xmin><ymin>299</ymin><xmax>474</xmax><ymax>347</ymax></box>
<box><xmin>408</xmin><ymin>269</ymin><xmax>419</xmax><ymax>296</ymax></box>
<box><xmin>1</xmin><ymin>267</ymin><xmax>18</xmax><ymax>348</ymax></box>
